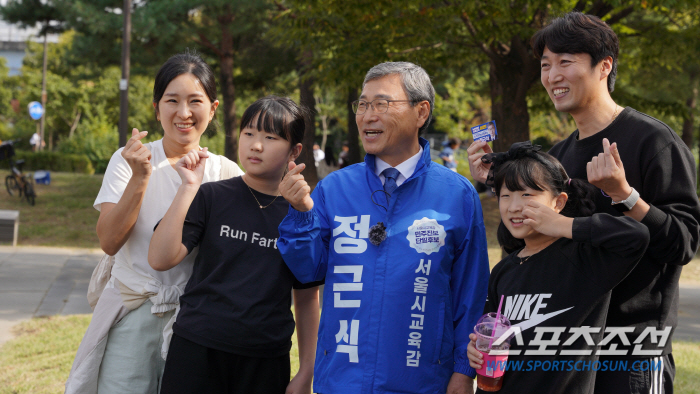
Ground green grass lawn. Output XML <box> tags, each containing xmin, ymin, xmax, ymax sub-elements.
<box><xmin>676</xmin><ymin>341</ymin><xmax>700</xmax><ymax>394</ymax></box>
<box><xmin>0</xmin><ymin>170</ymin><xmax>102</xmax><ymax>248</ymax></box>
<box><xmin>0</xmin><ymin>316</ymin><xmax>698</xmax><ymax>393</ymax></box>
<box><xmin>0</xmin><ymin>315</ymin><xmax>302</xmax><ymax>394</ymax></box>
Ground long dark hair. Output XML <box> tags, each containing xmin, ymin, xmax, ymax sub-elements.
<box><xmin>239</xmin><ymin>96</ymin><xmax>306</xmax><ymax>147</ymax></box>
<box><xmin>482</xmin><ymin>141</ymin><xmax>597</xmax><ymax>252</ymax></box>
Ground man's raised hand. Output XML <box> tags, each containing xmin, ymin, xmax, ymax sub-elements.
<box><xmin>280</xmin><ymin>162</ymin><xmax>314</xmax><ymax>212</ymax></box>
<box><xmin>586</xmin><ymin>138</ymin><xmax>632</xmax><ymax>201</ymax></box>
<box><xmin>467</xmin><ymin>140</ymin><xmax>493</xmax><ymax>184</ymax></box>
<box><xmin>122</xmin><ymin>128</ymin><xmax>152</xmax><ymax>177</ymax></box>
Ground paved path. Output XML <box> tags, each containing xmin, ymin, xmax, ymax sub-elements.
<box><xmin>676</xmin><ymin>284</ymin><xmax>700</xmax><ymax>342</ymax></box>
<box><xmin>0</xmin><ymin>246</ymin><xmax>101</xmax><ymax>345</ymax></box>
<box><xmin>1</xmin><ymin>246</ymin><xmax>699</xmax><ymax>346</ymax></box>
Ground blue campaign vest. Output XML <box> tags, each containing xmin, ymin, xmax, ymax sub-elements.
<box><xmin>279</xmin><ymin>139</ymin><xmax>490</xmax><ymax>394</ymax></box>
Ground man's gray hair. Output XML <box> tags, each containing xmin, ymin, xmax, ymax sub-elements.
<box><xmin>363</xmin><ymin>62</ymin><xmax>435</xmax><ymax>134</ymax></box>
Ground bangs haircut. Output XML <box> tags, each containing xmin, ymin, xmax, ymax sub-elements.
<box><xmin>494</xmin><ymin>157</ymin><xmax>548</xmax><ymax>197</ymax></box>
<box><xmin>493</xmin><ymin>147</ymin><xmax>597</xmax><ymax>253</ymax></box>
<box><xmin>239</xmin><ymin>96</ymin><xmax>306</xmax><ymax>146</ymax></box>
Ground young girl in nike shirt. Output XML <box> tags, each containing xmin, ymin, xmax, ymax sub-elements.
<box><xmin>467</xmin><ymin>141</ymin><xmax>649</xmax><ymax>394</ymax></box>
<box><xmin>148</xmin><ymin>96</ymin><xmax>321</xmax><ymax>394</ymax></box>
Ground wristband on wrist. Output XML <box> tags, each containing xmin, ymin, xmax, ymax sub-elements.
<box><xmin>611</xmin><ymin>187</ymin><xmax>639</xmax><ymax>212</ymax></box>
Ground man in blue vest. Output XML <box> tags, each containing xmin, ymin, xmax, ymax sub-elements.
<box><xmin>279</xmin><ymin>61</ymin><xmax>490</xmax><ymax>394</ymax></box>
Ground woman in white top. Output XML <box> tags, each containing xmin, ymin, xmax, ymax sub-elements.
<box><xmin>65</xmin><ymin>52</ymin><xmax>243</xmax><ymax>394</ymax></box>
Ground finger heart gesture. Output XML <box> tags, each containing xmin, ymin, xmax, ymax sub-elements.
<box><xmin>122</xmin><ymin>128</ymin><xmax>152</xmax><ymax>177</ymax></box>
<box><xmin>175</xmin><ymin>147</ymin><xmax>209</xmax><ymax>186</ymax></box>
<box><xmin>586</xmin><ymin>138</ymin><xmax>631</xmax><ymax>200</ymax></box>
<box><xmin>280</xmin><ymin>162</ymin><xmax>314</xmax><ymax>212</ymax></box>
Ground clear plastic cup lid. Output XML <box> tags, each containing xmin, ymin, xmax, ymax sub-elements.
<box><xmin>476</xmin><ymin>312</ymin><xmax>511</xmax><ymax>328</ymax></box>
<box><xmin>474</xmin><ymin>312</ymin><xmax>513</xmax><ymax>339</ymax></box>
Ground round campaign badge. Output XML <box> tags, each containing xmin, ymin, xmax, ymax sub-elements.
<box><xmin>406</xmin><ymin>217</ymin><xmax>446</xmax><ymax>255</ymax></box>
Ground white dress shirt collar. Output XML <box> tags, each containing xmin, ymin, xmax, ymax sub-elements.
<box><xmin>374</xmin><ymin>145</ymin><xmax>424</xmax><ymax>187</ymax></box>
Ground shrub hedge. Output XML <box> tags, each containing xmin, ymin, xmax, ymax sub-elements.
<box><xmin>0</xmin><ymin>150</ymin><xmax>94</xmax><ymax>174</ymax></box>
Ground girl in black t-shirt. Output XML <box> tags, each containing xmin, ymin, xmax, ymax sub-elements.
<box><xmin>466</xmin><ymin>142</ymin><xmax>649</xmax><ymax>394</ymax></box>
<box><xmin>149</xmin><ymin>96</ymin><xmax>321</xmax><ymax>394</ymax></box>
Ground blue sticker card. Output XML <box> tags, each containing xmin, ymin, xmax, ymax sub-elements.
<box><xmin>471</xmin><ymin>120</ymin><xmax>497</xmax><ymax>142</ymax></box>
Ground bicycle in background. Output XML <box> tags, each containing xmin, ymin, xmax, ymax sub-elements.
<box><xmin>0</xmin><ymin>139</ymin><xmax>36</xmax><ymax>206</ymax></box>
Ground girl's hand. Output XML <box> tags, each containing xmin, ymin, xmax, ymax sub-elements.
<box><xmin>121</xmin><ymin>128</ymin><xmax>151</xmax><ymax>178</ymax></box>
<box><xmin>280</xmin><ymin>162</ymin><xmax>314</xmax><ymax>212</ymax></box>
<box><xmin>467</xmin><ymin>333</ymin><xmax>483</xmax><ymax>370</ymax></box>
<box><xmin>285</xmin><ymin>372</ymin><xmax>312</xmax><ymax>394</ymax></box>
<box><xmin>522</xmin><ymin>201</ymin><xmax>573</xmax><ymax>239</ymax></box>
<box><xmin>467</xmin><ymin>140</ymin><xmax>493</xmax><ymax>184</ymax></box>
<box><xmin>175</xmin><ymin>147</ymin><xmax>209</xmax><ymax>187</ymax></box>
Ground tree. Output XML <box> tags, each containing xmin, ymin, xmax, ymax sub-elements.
<box><xmin>275</xmin><ymin>1</ymin><xmax>694</xmax><ymax>153</ymax></box>
<box><xmin>1</xmin><ymin>0</ymin><xmax>68</xmax><ymax>150</ymax></box>
<box><xmin>0</xmin><ymin>0</ymin><xmax>67</xmax><ymax>35</ymax></box>
<box><xmin>0</xmin><ymin>58</ymin><xmax>16</xmax><ymax>141</ymax></box>
<box><xmin>616</xmin><ymin>5</ymin><xmax>700</xmax><ymax>148</ymax></box>
<box><xmin>274</xmin><ymin>0</ymin><xmax>405</xmax><ymax>166</ymax></box>
<box><xmin>55</xmin><ymin>0</ymin><xmax>299</xmax><ymax>163</ymax></box>
<box><xmin>433</xmin><ymin>74</ymin><xmax>491</xmax><ymax>141</ymax></box>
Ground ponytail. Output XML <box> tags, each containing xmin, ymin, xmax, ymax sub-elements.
<box><xmin>560</xmin><ymin>178</ymin><xmax>597</xmax><ymax>218</ymax></box>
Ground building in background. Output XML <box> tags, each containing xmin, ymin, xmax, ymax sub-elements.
<box><xmin>0</xmin><ymin>40</ymin><xmax>25</xmax><ymax>75</ymax></box>
<box><xmin>0</xmin><ymin>18</ymin><xmax>58</xmax><ymax>76</ymax></box>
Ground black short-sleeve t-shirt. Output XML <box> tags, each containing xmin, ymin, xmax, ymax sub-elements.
<box><xmin>173</xmin><ymin>176</ymin><xmax>322</xmax><ymax>357</ymax></box>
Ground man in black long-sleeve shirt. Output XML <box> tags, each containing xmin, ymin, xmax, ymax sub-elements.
<box><xmin>468</xmin><ymin>12</ymin><xmax>700</xmax><ymax>394</ymax></box>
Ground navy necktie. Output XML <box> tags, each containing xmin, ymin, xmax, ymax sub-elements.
<box><xmin>383</xmin><ymin>168</ymin><xmax>400</xmax><ymax>196</ymax></box>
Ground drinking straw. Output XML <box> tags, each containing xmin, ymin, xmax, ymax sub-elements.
<box><xmin>488</xmin><ymin>294</ymin><xmax>505</xmax><ymax>349</ymax></box>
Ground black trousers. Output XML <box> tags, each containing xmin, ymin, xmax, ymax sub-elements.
<box><xmin>594</xmin><ymin>354</ymin><xmax>675</xmax><ymax>394</ymax></box>
<box><xmin>160</xmin><ymin>333</ymin><xmax>291</xmax><ymax>394</ymax></box>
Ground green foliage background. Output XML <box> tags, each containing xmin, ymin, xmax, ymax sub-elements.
<box><xmin>0</xmin><ymin>1</ymin><xmax>698</xmax><ymax>174</ymax></box>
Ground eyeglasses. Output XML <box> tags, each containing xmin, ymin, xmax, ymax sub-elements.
<box><xmin>351</xmin><ymin>99</ymin><xmax>414</xmax><ymax>115</ymax></box>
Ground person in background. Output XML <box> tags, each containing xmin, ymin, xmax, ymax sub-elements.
<box><xmin>338</xmin><ymin>141</ymin><xmax>350</xmax><ymax>168</ymax></box>
<box><xmin>30</xmin><ymin>132</ymin><xmax>44</xmax><ymax>152</ymax></box>
<box><xmin>440</xmin><ymin>137</ymin><xmax>460</xmax><ymax>171</ymax></box>
<box><xmin>313</xmin><ymin>143</ymin><xmax>325</xmax><ymax>167</ymax></box>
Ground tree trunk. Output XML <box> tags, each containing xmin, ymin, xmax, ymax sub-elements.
<box><xmin>489</xmin><ymin>37</ymin><xmax>541</xmax><ymax>153</ymax></box>
<box><xmin>682</xmin><ymin>72</ymin><xmax>697</xmax><ymax>149</ymax></box>
<box><xmin>346</xmin><ymin>87</ymin><xmax>362</xmax><ymax>165</ymax></box>
<box><xmin>299</xmin><ymin>71</ymin><xmax>319</xmax><ymax>187</ymax></box>
<box><xmin>320</xmin><ymin>113</ymin><xmax>329</xmax><ymax>152</ymax></box>
<box><xmin>68</xmin><ymin>110</ymin><xmax>81</xmax><ymax>139</ymax></box>
<box><xmin>220</xmin><ymin>26</ymin><xmax>237</xmax><ymax>161</ymax></box>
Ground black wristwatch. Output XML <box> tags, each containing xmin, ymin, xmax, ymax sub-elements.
<box><xmin>611</xmin><ymin>188</ymin><xmax>639</xmax><ymax>213</ymax></box>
